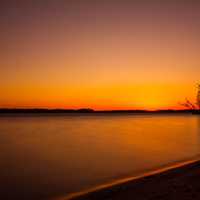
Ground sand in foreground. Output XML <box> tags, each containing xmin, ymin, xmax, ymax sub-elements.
<box><xmin>67</xmin><ymin>160</ymin><xmax>200</xmax><ymax>200</ymax></box>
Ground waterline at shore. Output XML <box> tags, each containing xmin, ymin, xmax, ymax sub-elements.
<box><xmin>55</xmin><ymin>158</ymin><xmax>200</xmax><ymax>200</ymax></box>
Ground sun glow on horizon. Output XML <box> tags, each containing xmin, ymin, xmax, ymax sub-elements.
<box><xmin>0</xmin><ymin>1</ymin><xmax>199</xmax><ymax>109</ymax></box>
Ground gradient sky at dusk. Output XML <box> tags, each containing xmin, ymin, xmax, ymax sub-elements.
<box><xmin>0</xmin><ymin>0</ymin><xmax>200</xmax><ymax>110</ymax></box>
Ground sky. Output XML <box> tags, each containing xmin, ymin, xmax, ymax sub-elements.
<box><xmin>0</xmin><ymin>0</ymin><xmax>200</xmax><ymax>110</ymax></box>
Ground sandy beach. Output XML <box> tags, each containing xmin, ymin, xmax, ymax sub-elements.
<box><xmin>61</xmin><ymin>160</ymin><xmax>200</xmax><ymax>200</ymax></box>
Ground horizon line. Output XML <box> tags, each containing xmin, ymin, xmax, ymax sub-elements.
<box><xmin>0</xmin><ymin>108</ymin><xmax>196</xmax><ymax>113</ymax></box>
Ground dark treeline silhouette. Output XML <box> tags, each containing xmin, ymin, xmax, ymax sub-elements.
<box><xmin>0</xmin><ymin>108</ymin><xmax>94</xmax><ymax>114</ymax></box>
<box><xmin>0</xmin><ymin>108</ymin><xmax>195</xmax><ymax>114</ymax></box>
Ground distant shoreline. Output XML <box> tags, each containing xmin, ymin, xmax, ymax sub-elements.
<box><xmin>0</xmin><ymin>108</ymin><xmax>198</xmax><ymax>114</ymax></box>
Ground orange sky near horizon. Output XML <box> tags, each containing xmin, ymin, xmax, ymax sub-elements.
<box><xmin>0</xmin><ymin>1</ymin><xmax>199</xmax><ymax>110</ymax></box>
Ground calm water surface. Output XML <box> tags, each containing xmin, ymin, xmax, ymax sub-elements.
<box><xmin>0</xmin><ymin>114</ymin><xmax>199</xmax><ymax>199</ymax></box>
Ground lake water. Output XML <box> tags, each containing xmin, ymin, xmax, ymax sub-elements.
<box><xmin>0</xmin><ymin>114</ymin><xmax>199</xmax><ymax>200</ymax></box>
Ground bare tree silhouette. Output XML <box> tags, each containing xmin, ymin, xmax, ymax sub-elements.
<box><xmin>197</xmin><ymin>84</ymin><xmax>200</xmax><ymax>110</ymax></box>
<box><xmin>181</xmin><ymin>83</ymin><xmax>200</xmax><ymax>110</ymax></box>
<box><xmin>180</xmin><ymin>99</ymin><xmax>196</xmax><ymax>110</ymax></box>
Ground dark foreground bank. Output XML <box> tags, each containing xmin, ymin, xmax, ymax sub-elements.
<box><xmin>59</xmin><ymin>160</ymin><xmax>200</xmax><ymax>200</ymax></box>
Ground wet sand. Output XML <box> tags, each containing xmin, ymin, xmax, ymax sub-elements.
<box><xmin>59</xmin><ymin>160</ymin><xmax>200</xmax><ymax>200</ymax></box>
